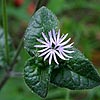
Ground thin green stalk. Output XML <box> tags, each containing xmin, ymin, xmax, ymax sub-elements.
<box><xmin>0</xmin><ymin>0</ymin><xmax>42</xmax><ymax>91</ymax></box>
<box><xmin>66</xmin><ymin>90</ymin><xmax>70</xmax><ymax>100</ymax></box>
<box><xmin>10</xmin><ymin>38</ymin><xmax>23</xmax><ymax>70</ymax></box>
<box><xmin>2</xmin><ymin>0</ymin><xmax>9</xmax><ymax>64</ymax></box>
<box><xmin>35</xmin><ymin>0</ymin><xmax>43</xmax><ymax>11</ymax></box>
<box><xmin>0</xmin><ymin>38</ymin><xmax>23</xmax><ymax>90</ymax></box>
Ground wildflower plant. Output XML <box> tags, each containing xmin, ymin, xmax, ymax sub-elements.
<box><xmin>24</xmin><ymin>7</ymin><xmax>100</xmax><ymax>98</ymax></box>
<box><xmin>34</xmin><ymin>29</ymin><xmax>74</xmax><ymax>65</ymax></box>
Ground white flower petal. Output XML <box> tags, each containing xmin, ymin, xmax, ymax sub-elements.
<box><xmin>60</xmin><ymin>38</ymin><xmax>71</xmax><ymax>46</ymax></box>
<box><xmin>59</xmin><ymin>33</ymin><xmax>68</xmax><ymax>43</ymax></box>
<box><xmin>34</xmin><ymin>45</ymin><xmax>47</xmax><ymax>48</ymax></box>
<box><xmin>38</xmin><ymin>47</ymin><xmax>49</xmax><ymax>53</ymax></box>
<box><xmin>62</xmin><ymin>52</ymin><xmax>73</xmax><ymax>58</ymax></box>
<box><xmin>54</xmin><ymin>50</ymin><xmax>66</xmax><ymax>60</ymax></box>
<box><xmin>61</xmin><ymin>34</ymin><xmax>64</xmax><ymax>38</ymax></box>
<box><xmin>42</xmin><ymin>32</ymin><xmax>49</xmax><ymax>43</ymax></box>
<box><xmin>52</xmin><ymin>29</ymin><xmax>56</xmax><ymax>42</ymax></box>
<box><xmin>37</xmin><ymin>39</ymin><xmax>47</xmax><ymax>45</ymax></box>
<box><xmin>44</xmin><ymin>52</ymin><xmax>51</xmax><ymax>61</ymax></box>
<box><xmin>63</xmin><ymin>42</ymin><xmax>74</xmax><ymax>48</ymax></box>
<box><xmin>49</xmin><ymin>31</ymin><xmax>54</xmax><ymax>44</ymax></box>
<box><xmin>57</xmin><ymin>29</ymin><xmax>60</xmax><ymax>42</ymax></box>
<box><xmin>39</xmin><ymin>49</ymin><xmax>51</xmax><ymax>57</ymax></box>
<box><xmin>53</xmin><ymin>52</ymin><xmax>59</xmax><ymax>64</ymax></box>
<box><xmin>49</xmin><ymin>53</ymin><xmax>52</xmax><ymax>65</ymax></box>
<box><xmin>63</xmin><ymin>50</ymin><xmax>74</xmax><ymax>53</ymax></box>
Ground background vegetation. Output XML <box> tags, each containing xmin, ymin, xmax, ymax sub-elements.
<box><xmin>0</xmin><ymin>0</ymin><xmax>100</xmax><ymax>100</ymax></box>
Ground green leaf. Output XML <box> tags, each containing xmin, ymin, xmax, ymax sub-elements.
<box><xmin>24</xmin><ymin>6</ymin><xmax>59</xmax><ymax>56</ymax></box>
<box><xmin>0</xmin><ymin>27</ymin><xmax>14</xmax><ymax>68</ymax></box>
<box><xmin>24</xmin><ymin>57</ymin><xmax>50</xmax><ymax>98</ymax></box>
<box><xmin>50</xmin><ymin>48</ymin><xmax>100</xmax><ymax>89</ymax></box>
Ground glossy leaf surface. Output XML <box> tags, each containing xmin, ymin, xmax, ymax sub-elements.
<box><xmin>50</xmin><ymin>48</ymin><xmax>100</xmax><ymax>89</ymax></box>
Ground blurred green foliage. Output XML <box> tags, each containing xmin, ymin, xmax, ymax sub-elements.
<box><xmin>0</xmin><ymin>0</ymin><xmax>100</xmax><ymax>100</ymax></box>
<box><xmin>48</xmin><ymin>0</ymin><xmax>100</xmax><ymax>58</ymax></box>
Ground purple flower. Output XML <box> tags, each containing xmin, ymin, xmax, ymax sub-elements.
<box><xmin>34</xmin><ymin>29</ymin><xmax>74</xmax><ymax>65</ymax></box>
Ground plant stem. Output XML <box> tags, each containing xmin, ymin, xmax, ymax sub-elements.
<box><xmin>0</xmin><ymin>0</ymin><xmax>43</xmax><ymax>90</ymax></box>
<box><xmin>0</xmin><ymin>38</ymin><xmax>23</xmax><ymax>90</ymax></box>
<box><xmin>66</xmin><ymin>89</ymin><xmax>70</xmax><ymax>100</ymax></box>
<box><xmin>35</xmin><ymin>0</ymin><xmax>43</xmax><ymax>11</ymax></box>
<box><xmin>9</xmin><ymin>38</ymin><xmax>23</xmax><ymax>70</ymax></box>
<box><xmin>0</xmin><ymin>72</ymin><xmax>9</xmax><ymax>90</ymax></box>
<box><xmin>10</xmin><ymin>71</ymin><xmax>23</xmax><ymax>77</ymax></box>
<box><xmin>2</xmin><ymin>0</ymin><xmax>9</xmax><ymax>64</ymax></box>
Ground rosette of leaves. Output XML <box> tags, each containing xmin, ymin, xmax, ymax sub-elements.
<box><xmin>24</xmin><ymin>6</ymin><xmax>100</xmax><ymax>98</ymax></box>
<box><xmin>0</xmin><ymin>27</ymin><xmax>14</xmax><ymax>68</ymax></box>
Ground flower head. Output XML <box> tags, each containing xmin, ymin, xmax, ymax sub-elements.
<box><xmin>34</xmin><ymin>29</ymin><xmax>74</xmax><ymax>65</ymax></box>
